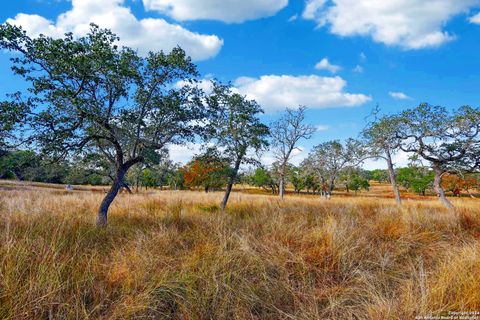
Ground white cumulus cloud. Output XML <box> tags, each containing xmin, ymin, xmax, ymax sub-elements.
<box><xmin>315</xmin><ymin>57</ymin><xmax>341</xmax><ymax>73</ymax></box>
<box><xmin>302</xmin><ymin>0</ymin><xmax>480</xmax><ymax>49</ymax></box>
<box><xmin>5</xmin><ymin>0</ymin><xmax>223</xmax><ymax>61</ymax></box>
<box><xmin>469</xmin><ymin>12</ymin><xmax>480</xmax><ymax>23</ymax></box>
<box><xmin>142</xmin><ymin>0</ymin><xmax>288</xmax><ymax>23</ymax></box>
<box><xmin>234</xmin><ymin>74</ymin><xmax>371</xmax><ymax>112</ymax></box>
<box><xmin>168</xmin><ymin>143</ymin><xmax>203</xmax><ymax>164</ymax></box>
<box><xmin>389</xmin><ymin>91</ymin><xmax>411</xmax><ymax>100</ymax></box>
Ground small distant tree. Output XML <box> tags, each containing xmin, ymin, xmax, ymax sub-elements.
<box><xmin>395</xmin><ymin>104</ymin><xmax>480</xmax><ymax>209</ymax></box>
<box><xmin>166</xmin><ymin>164</ymin><xmax>184</xmax><ymax>190</ymax></box>
<box><xmin>348</xmin><ymin>174</ymin><xmax>370</xmax><ymax>194</ymax></box>
<box><xmin>288</xmin><ymin>165</ymin><xmax>306</xmax><ymax>194</ymax></box>
<box><xmin>441</xmin><ymin>173</ymin><xmax>479</xmax><ymax>198</ymax></box>
<box><xmin>304</xmin><ymin>139</ymin><xmax>361</xmax><ymax>197</ymax></box>
<box><xmin>339</xmin><ymin>166</ymin><xmax>368</xmax><ymax>193</ymax></box>
<box><xmin>206</xmin><ymin>83</ymin><xmax>269</xmax><ymax>210</ymax></box>
<box><xmin>303</xmin><ymin>173</ymin><xmax>319</xmax><ymax>194</ymax></box>
<box><xmin>396</xmin><ymin>166</ymin><xmax>434</xmax><ymax>196</ymax></box>
<box><xmin>0</xmin><ymin>24</ymin><xmax>209</xmax><ymax>226</ymax></box>
<box><xmin>250</xmin><ymin>167</ymin><xmax>277</xmax><ymax>194</ymax></box>
<box><xmin>369</xmin><ymin>169</ymin><xmax>389</xmax><ymax>183</ymax></box>
<box><xmin>182</xmin><ymin>148</ymin><xmax>228</xmax><ymax>193</ymax></box>
<box><xmin>270</xmin><ymin>106</ymin><xmax>315</xmax><ymax>199</ymax></box>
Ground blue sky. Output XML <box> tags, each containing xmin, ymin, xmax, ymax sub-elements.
<box><xmin>1</xmin><ymin>0</ymin><xmax>480</xmax><ymax>167</ymax></box>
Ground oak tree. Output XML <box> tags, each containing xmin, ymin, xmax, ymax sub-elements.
<box><xmin>206</xmin><ymin>83</ymin><xmax>269</xmax><ymax>210</ymax></box>
<box><xmin>362</xmin><ymin>111</ymin><xmax>403</xmax><ymax>204</ymax></box>
<box><xmin>0</xmin><ymin>23</ymin><xmax>208</xmax><ymax>226</ymax></box>
<box><xmin>395</xmin><ymin>104</ymin><xmax>480</xmax><ymax>209</ymax></box>
<box><xmin>270</xmin><ymin>106</ymin><xmax>315</xmax><ymax>199</ymax></box>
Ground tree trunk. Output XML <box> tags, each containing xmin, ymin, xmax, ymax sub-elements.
<box><xmin>221</xmin><ymin>157</ymin><xmax>242</xmax><ymax>211</ymax></box>
<box><xmin>97</xmin><ymin>168</ymin><xmax>126</xmax><ymax>227</ymax></box>
<box><xmin>432</xmin><ymin>164</ymin><xmax>454</xmax><ymax>211</ymax></box>
<box><xmin>328</xmin><ymin>179</ymin><xmax>335</xmax><ymax>196</ymax></box>
<box><xmin>97</xmin><ymin>157</ymin><xmax>142</xmax><ymax>227</ymax></box>
<box><xmin>279</xmin><ymin>175</ymin><xmax>285</xmax><ymax>200</ymax></box>
<box><xmin>385</xmin><ymin>150</ymin><xmax>401</xmax><ymax>205</ymax></box>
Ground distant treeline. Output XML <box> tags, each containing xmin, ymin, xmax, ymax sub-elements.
<box><xmin>2</xmin><ymin>149</ymin><xmax>479</xmax><ymax>197</ymax></box>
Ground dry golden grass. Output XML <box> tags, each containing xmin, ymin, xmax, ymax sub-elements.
<box><xmin>0</xmin><ymin>182</ymin><xmax>479</xmax><ymax>319</ymax></box>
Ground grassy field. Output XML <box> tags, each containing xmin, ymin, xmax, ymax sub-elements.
<box><xmin>0</xmin><ymin>181</ymin><xmax>479</xmax><ymax>319</ymax></box>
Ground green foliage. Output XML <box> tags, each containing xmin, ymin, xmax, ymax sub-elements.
<box><xmin>396</xmin><ymin>166</ymin><xmax>434</xmax><ymax>195</ymax></box>
<box><xmin>288</xmin><ymin>166</ymin><xmax>306</xmax><ymax>193</ymax></box>
<box><xmin>347</xmin><ymin>175</ymin><xmax>370</xmax><ymax>193</ymax></box>
<box><xmin>369</xmin><ymin>169</ymin><xmax>389</xmax><ymax>183</ymax></box>
<box><xmin>0</xmin><ymin>23</ymin><xmax>215</xmax><ymax>222</ymax></box>
<box><xmin>361</xmin><ymin>109</ymin><xmax>401</xmax><ymax>157</ymax></box>
<box><xmin>303</xmin><ymin>174</ymin><xmax>319</xmax><ymax>193</ymax></box>
<box><xmin>0</xmin><ymin>150</ymin><xmax>108</xmax><ymax>185</ymax></box>
<box><xmin>206</xmin><ymin>83</ymin><xmax>270</xmax><ymax>208</ymax></box>
<box><xmin>396</xmin><ymin>104</ymin><xmax>480</xmax><ymax>171</ymax></box>
<box><xmin>166</xmin><ymin>167</ymin><xmax>185</xmax><ymax>190</ymax></box>
<box><xmin>304</xmin><ymin>139</ymin><xmax>364</xmax><ymax>193</ymax></box>
<box><xmin>250</xmin><ymin>167</ymin><xmax>277</xmax><ymax>193</ymax></box>
<box><xmin>0</xmin><ymin>150</ymin><xmax>38</xmax><ymax>180</ymax></box>
<box><xmin>207</xmin><ymin>83</ymin><xmax>270</xmax><ymax>169</ymax></box>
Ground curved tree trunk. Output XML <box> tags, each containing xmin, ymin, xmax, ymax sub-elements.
<box><xmin>432</xmin><ymin>164</ymin><xmax>454</xmax><ymax>211</ymax></box>
<box><xmin>97</xmin><ymin>157</ymin><xmax>142</xmax><ymax>227</ymax></box>
<box><xmin>221</xmin><ymin>157</ymin><xmax>242</xmax><ymax>211</ymax></box>
<box><xmin>385</xmin><ymin>150</ymin><xmax>401</xmax><ymax>205</ymax></box>
<box><xmin>97</xmin><ymin>168</ymin><xmax>126</xmax><ymax>227</ymax></box>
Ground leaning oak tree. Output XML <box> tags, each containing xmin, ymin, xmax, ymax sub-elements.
<box><xmin>362</xmin><ymin>111</ymin><xmax>403</xmax><ymax>204</ymax></box>
<box><xmin>271</xmin><ymin>106</ymin><xmax>316</xmax><ymax>199</ymax></box>
<box><xmin>0</xmin><ymin>23</ymin><xmax>208</xmax><ymax>226</ymax></box>
<box><xmin>206</xmin><ymin>83</ymin><xmax>269</xmax><ymax>210</ymax></box>
<box><xmin>395</xmin><ymin>103</ymin><xmax>480</xmax><ymax>210</ymax></box>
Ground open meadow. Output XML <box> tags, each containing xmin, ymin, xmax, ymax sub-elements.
<box><xmin>2</xmin><ymin>1</ymin><xmax>480</xmax><ymax>319</ymax></box>
<box><xmin>0</xmin><ymin>181</ymin><xmax>479</xmax><ymax>319</ymax></box>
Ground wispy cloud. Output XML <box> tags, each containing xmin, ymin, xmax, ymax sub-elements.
<box><xmin>315</xmin><ymin>57</ymin><xmax>341</xmax><ymax>74</ymax></box>
<box><xmin>353</xmin><ymin>65</ymin><xmax>364</xmax><ymax>73</ymax></box>
<box><xmin>288</xmin><ymin>14</ymin><xmax>298</xmax><ymax>22</ymax></box>
<box><xmin>315</xmin><ymin>124</ymin><xmax>330</xmax><ymax>131</ymax></box>
<box><xmin>389</xmin><ymin>91</ymin><xmax>412</xmax><ymax>100</ymax></box>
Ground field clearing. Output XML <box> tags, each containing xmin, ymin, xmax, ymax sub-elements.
<box><xmin>0</xmin><ymin>181</ymin><xmax>479</xmax><ymax>319</ymax></box>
